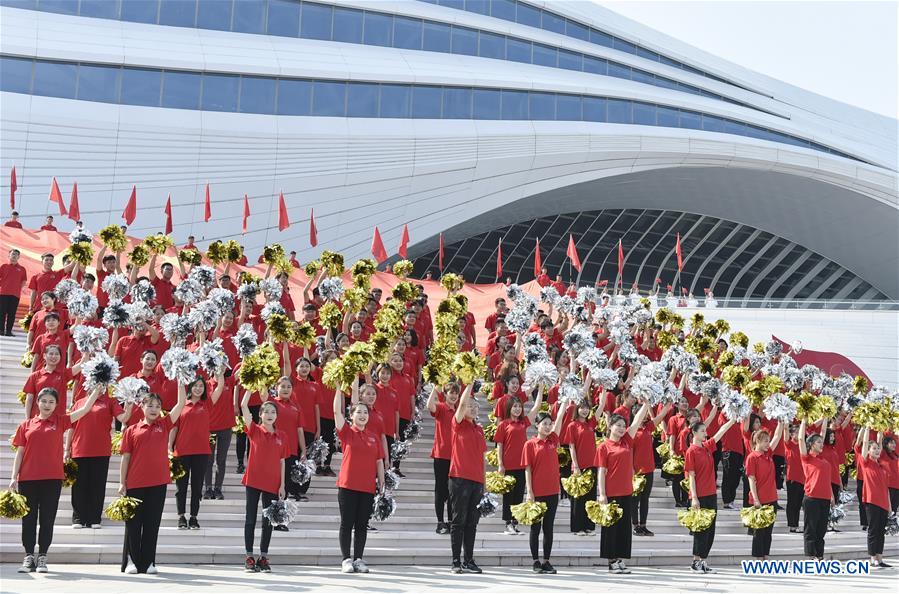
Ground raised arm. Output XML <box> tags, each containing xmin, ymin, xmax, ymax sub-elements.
<box><xmin>798</xmin><ymin>419</ymin><xmax>808</xmax><ymax>456</ymax></box>
<box><xmin>169</xmin><ymin>381</ymin><xmax>188</xmax><ymax>424</ymax></box>
<box><xmin>712</xmin><ymin>417</ymin><xmax>737</xmax><ymax>443</ymax></box>
<box><xmin>627</xmin><ymin>401</ymin><xmax>650</xmax><ymax>438</ymax></box>
<box><xmin>426</xmin><ymin>384</ymin><xmax>440</xmax><ymax>415</ymax></box>
<box><xmin>526</xmin><ymin>383</ymin><xmax>545</xmax><ymax>424</ymax></box>
<box><xmin>240</xmin><ymin>390</ymin><xmax>254</xmax><ymax>428</ymax></box>
<box><xmin>861</xmin><ymin>426</ymin><xmax>871</xmax><ymax>459</ymax></box>
<box><xmin>650</xmin><ymin>403</ymin><xmax>672</xmax><ymax>426</ymax></box>
<box><xmin>552</xmin><ymin>400</ymin><xmax>569</xmax><ymax>436</ymax></box>
<box><xmin>209</xmin><ymin>370</ymin><xmax>226</xmax><ymax>404</ymax></box>
<box><xmin>333</xmin><ymin>387</ymin><xmax>347</xmax><ymax>432</ymax></box>
<box><xmin>68</xmin><ymin>386</ymin><xmax>103</xmax><ymax>422</ymax></box>
<box><xmin>454</xmin><ymin>383</ymin><xmax>474</xmax><ymax>423</ymax></box>
<box><xmin>768</xmin><ymin>421</ymin><xmax>784</xmax><ymax>451</ymax></box>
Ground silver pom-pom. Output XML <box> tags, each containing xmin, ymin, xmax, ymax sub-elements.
<box><xmin>113</xmin><ymin>376</ymin><xmax>149</xmax><ymax>405</ymax></box>
<box><xmin>129</xmin><ymin>279</ymin><xmax>156</xmax><ymax>304</ymax></box>
<box><xmin>82</xmin><ymin>351</ymin><xmax>120</xmax><ymax>391</ymax></box>
<box><xmin>383</xmin><ymin>469</ymin><xmax>401</xmax><ymax>491</ymax></box>
<box><xmin>559</xmin><ymin>372</ymin><xmax>583</xmax><ymax>404</ymax></box>
<box><xmin>263</xmin><ymin>499</ymin><xmax>299</xmax><ymax>527</ymax></box>
<box><xmin>208</xmin><ymin>288</ymin><xmax>235</xmax><ymax>315</ymax></box>
<box><xmin>617</xmin><ymin>341</ymin><xmax>639</xmax><ymax>364</ymax></box>
<box><xmin>232</xmin><ymin>323</ymin><xmax>258</xmax><ymax>358</ymax></box>
<box><xmin>828</xmin><ymin>504</ymin><xmax>846</xmax><ymax>525</ymax></box>
<box><xmin>837</xmin><ymin>490</ymin><xmax>855</xmax><ymax>506</ymax></box>
<box><xmin>701</xmin><ymin>377</ymin><xmax>723</xmax><ymax>403</ymax></box>
<box><xmin>174</xmin><ymin>278</ymin><xmax>204</xmax><ymax>306</ymax></box>
<box><xmin>197</xmin><ymin>338</ymin><xmax>228</xmax><ymax>374</ymax></box>
<box><xmin>748</xmin><ymin>351</ymin><xmax>769</xmax><ymax>370</ymax></box>
<box><xmin>504</xmin><ymin>306</ymin><xmax>533</xmax><ymax>334</ymax></box>
<box><xmin>318</xmin><ymin>277</ymin><xmax>345</xmax><ymax>302</ymax></box>
<box><xmin>720</xmin><ymin>389</ymin><xmax>751</xmax><ymax>422</ymax></box>
<box><xmin>160</xmin><ymin>313</ymin><xmax>192</xmax><ymax>347</ymax></box>
<box><xmin>729</xmin><ymin>345</ymin><xmax>748</xmax><ymax>364</ymax></box>
<box><xmin>259</xmin><ymin>278</ymin><xmax>283</xmax><ymax>302</ymax></box>
<box><xmin>187</xmin><ymin>300</ymin><xmax>219</xmax><ymax>333</ymax></box>
<box><xmin>522</xmin><ymin>359</ymin><xmax>559</xmax><ymax>392</ymax></box>
<box><xmin>790</xmin><ymin>340</ymin><xmax>803</xmax><ymax>355</ymax></box>
<box><xmin>72</xmin><ymin>325</ymin><xmax>109</xmax><ymax>355</ymax></box>
<box><xmin>506</xmin><ymin>283</ymin><xmax>525</xmax><ymax>303</ymax></box>
<box><xmin>477</xmin><ymin>493</ymin><xmax>500</xmax><ymax>518</ymax></box>
<box><xmin>762</xmin><ymin>393</ymin><xmax>798</xmax><ymax>423</ymax></box>
<box><xmin>576</xmin><ymin>286</ymin><xmax>597</xmax><ymax>304</ymax></box>
<box><xmin>236</xmin><ymin>282</ymin><xmax>259</xmax><ymax>303</ymax></box>
<box><xmin>608</xmin><ymin>320</ymin><xmax>631</xmax><ymax>346</ymax></box>
<box><xmin>160</xmin><ymin>347</ymin><xmax>200</xmax><ymax>385</ymax></box>
<box><xmin>54</xmin><ymin>278</ymin><xmax>80</xmax><ymax>303</ymax></box>
<box><xmin>371</xmin><ymin>492</ymin><xmax>397</xmax><ymax>522</ymax></box>
<box><xmin>69</xmin><ymin>226</ymin><xmax>92</xmax><ymax>244</ymax></box>
<box><xmin>390</xmin><ymin>440</ymin><xmax>410</xmax><ymax>461</ymax></box>
<box><xmin>66</xmin><ymin>288</ymin><xmax>98</xmax><ymax>319</ymax></box>
<box><xmin>577</xmin><ymin>347</ymin><xmax>609</xmax><ymax>379</ymax></box>
<box><xmin>102</xmin><ymin>300</ymin><xmax>130</xmax><ymax>328</ymax></box>
<box><xmin>594</xmin><ymin>368</ymin><xmax>620</xmax><ymax>390</ymax></box>
<box><xmin>556</xmin><ymin>295</ymin><xmax>578</xmax><ymax>316</ymax></box>
<box><xmin>661</xmin><ymin>345</ymin><xmax>699</xmax><ymax>375</ymax></box>
<box><xmin>101</xmin><ymin>273</ymin><xmax>130</xmax><ymax>301</ymax></box>
<box><xmin>188</xmin><ymin>265</ymin><xmax>216</xmax><ymax>290</ymax></box>
<box><xmin>765</xmin><ymin>340</ymin><xmax>783</xmax><ymax>358</ymax></box>
<box><xmin>688</xmin><ymin>372</ymin><xmax>712</xmax><ymax>395</ymax></box>
<box><xmin>540</xmin><ymin>285</ymin><xmax>559</xmax><ymax>307</ymax></box>
<box><xmin>562</xmin><ymin>324</ymin><xmax>594</xmax><ymax>354</ymax></box>
<box><xmin>885</xmin><ymin>513</ymin><xmax>899</xmax><ymax>537</ymax></box>
<box><xmin>307</xmin><ymin>437</ymin><xmax>329</xmax><ymax>466</ymax></box>
<box><xmin>261</xmin><ymin>301</ymin><xmax>285</xmax><ymax>322</ymax></box>
<box><xmin>290</xmin><ymin>459</ymin><xmax>316</xmax><ymax>486</ymax></box>
<box><xmin>124</xmin><ymin>301</ymin><xmax>154</xmax><ymax>329</ymax></box>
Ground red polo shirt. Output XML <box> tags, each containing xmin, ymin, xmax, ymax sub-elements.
<box><xmin>389</xmin><ymin>373</ymin><xmax>416</xmax><ymax>421</ymax></box>
<box><xmin>336</xmin><ymin>423</ymin><xmax>385</xmax><ymax>494</ymax></box>
<box><xmin>430</xmin><ymin>402</ymin><xmax>454</xmax><ymax>460</ymax></box>
<box><xmin>450</xmin><ymin>417</ymin><xmax>486</xmax><ymax>484</ymax></box>
<box><xmin>373</xmin><ymin>383</ymin><xmax>398</xmax><ymax>437</ymax></box>
<box><xmin>121</xmin><ymin>416</ymin><xmax>174</xmax><ymax>489</ymax></box>
<box><xmin>857</xmin><ymin>447</ymin><xmax>890</xmax><ymax>512</ymax></box>
<box><xmin>684</xmin><ymin>438</ymin><xmax>717</xmax><ymax>498</ymax></box>
<box><xmin>494</xmin><ymin>417</ymin><xmax>530</xmax><ymax>471</ymax></box>
<box><xmin>173</xmin><ymin>399</ymin><xmax>212</xmax><ymax>456</ymax></box>
<box><xmin>745</xmin><ymin>449</ymin><xmax>777</xmax><ymax>504</ymax></box>
<box><xmin>115</xmin><ymin>334</ymin><xmax>159</xmax><ymax>378</ymax></box>
<box><xmin>152</xmin><ymin>276</ymin><xmax>175</xmax><ymax>310</ymax></box>
<box><xmin>784</xmin><ymin>440</ymin><xmax>806</xmax><ymax>483</ymax></box>
<box><xmin>23</xmin><ymin>366</ymin><xmax>71</xmax><ymax>418</ymax></box>
<box><xmin>12</xmin><ymin>414</ymin><xmax>73</xmax><ymax>480</ymax></box>
<box><xmin>70</xmin><ymin>394</ymin><xmax>123</xmax><ymax>458</ymax></box>
<box><xmin>242</xmin><ymin>422</ymin><xmax>288</xmax><ymax>494</ymax></box>
<box><xmin>564</xmin><ymin>418</ymin><xmax>599</xmax><ymax>470</ymax></box>
<box><xmin>290</xmin><ymin>376</ymin><xmax>320</xmax><ymax>434</ymax></box>
<box><xmin>523</xmin><ymin>433</ymin><xmax>561</xmax><ymax>497</ymax></box>
<box><xmin>272</xmin><ymin>397</ymin><xmax>303</xmax><ymax>457</ymax></box>
<box><xmin>30</xmin><ymin>308</ymin><xmax>68</xmax><ymax>338</ymax></box>
<box><xmin>595</xmin><ymin>433</ymin><xmax>635</xmax><ymax>497</ymax></box>
<box><xmin>28</xmin><ymin>270</ymin><xmax>68</xmax><ymax>310</ymax></box>
<box><xmin>632</xmin><ymin>419</ymin><xmax>656</xmax><ymax>474</ymax></box>
<box><xmin>801</xmin><ymin>453</ymin><xmax>833</xmax><ymax>499</ymax></box>
<box><xmin>0</xmin><ymin>263</ymin><xmax>28</xmax><ymax>297</ymax></box>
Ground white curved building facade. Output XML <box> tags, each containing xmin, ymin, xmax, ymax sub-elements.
<box><xmin>1</xmin><ymin>0</ymin><xmax>896</xmax><ymax>302</ymax></box>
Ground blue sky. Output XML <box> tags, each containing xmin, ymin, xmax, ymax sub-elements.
<box><xmin>595</xmin><ymin>1</ymin><xmax>898</xmax><ymax>118</ymax></box>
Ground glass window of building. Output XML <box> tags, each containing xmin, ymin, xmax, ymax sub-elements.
<box><xmin>121</xmin><ymin>68</ymin><xmax>162</xmax><ymax>107</ymax></box>
<box><xmin>121</xmin><ymin>0</ymin><xmax>158</xmax><ymax>24</ymax></box>
<box><xmin>332</xmin><ymin>7</ymin><xmax>363</xmax><ymax>43</ymax></box>
<box><xmin>239</xmin><ymin>76</ymin><xmax>276</xmax><ymax>114</ymax></box>
<box><xmin>411</xmin><ymin>86</ymin><xmax>443</xmax><ymax>118</ymax></box>
<box><xmin>232</xmin><ymin>0</ymin><xmax>266</xmax><ymax>34</ymax></box>
<box><xmin>363</xmin><ymin>12</ymin><xmax>393</xmax><ymax>47</ymax></box>
<box><xmin>162</xmin><ymin>70</ymin><xmax>202</xmax><ymax>109</ymax></box>
<box><xmin>347</xmin><ymin>82</ymin><xmax>380</xmax><ymax>117</ymax></box>
<box><xmin>267</xmin><ymin>0</ymin><xmax>300</xmax><ymax>37</ymax></box>
<box><xmin>159</xmin><ymin>0</ymin><xmax>196</xmax><ymax>27</ymax></box>
<box><xmin>393</xmin><ymin>16</ymin><xmax>423</xmax><ymax>50</ymax></box>
<box><xmin>197</xmin><ymin>0</ymin><xmax>232</xmax><ymax>31</ymax></box>
<box><xmin>76</xmin><ymin>63</ymin><xmax>121</xmax><ymax>103</ymax></box>
<box><xmin>301</xmin><ymin>2</ymin><xmax>332</xmax><ymax>40</ymax></box>
<box><xmin>380</xmin><ymin>84</ymin><xmax>412</xmax><ymax>118</ymax></box>
<box><xmin>311</xmin><ymin>81</ymin><xmax>346</xmax><ymax>116</ymax></box>
<box><xmin>276</xmin><ymin>79</ymin><xmax>312</xmax><ymax>115</ymax></box>
<box><xmin>201</xmin><ymin>73</ymin><xmax>239</xmax><ymax>112</ymax></box>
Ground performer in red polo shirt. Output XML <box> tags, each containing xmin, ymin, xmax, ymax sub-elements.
<box><xmin>268</xmin><ymin>376</ymin><xmax>306</xmax><ymax>507</ymax></box>
<box><xmin>427</xmin><ymin>382</ymin><xmax>460</xmax><ymax>535</ymax></box>
<box><xmin>119</xmin><ymin>387</ymin><xmax>188</xmax><ymax>574</ymax></box>
<box><xmin>27</xmin><ymin>252</ymin><xmax>73</xmax><ymax>312</ymax></box>
<box><xmin>523</xmin><ymin>404</ymin><xmax>569</xmax><ymax>575</ymax></box>
<box><xmin>333</xmin><ymin>382</ymin><xmax>385</xmax><ymax>574</ymax></box>
<box><xmin>22</xmin><ymin>344</ymin><xmax>74</xmax><ymax>419</ymax></box>
<box><xmin>783</xmin><ymin>424</ymin><xmax>806</xmax><ymax>532</ymax></box>
<box><xmin>798</xmin><ymin>419</ymin><xmax>835</xmax><ymax>560</ymax></box>
<box><xmin>448</xmin><ymin>383</ymin><xmax>484</xmax><ymax>574</ymax></box>
<box><xmin>565</xmin><ymin>400</ymin><xmax>600</xmax><ymax>535</ymax></box>
<box><xmin>856</xmin><ymin>430</ymin><xmax>891</xmax><ymax>568</ymax></box>
<box><xmin>745</xmin><ymin>422</ymin><xmax>784</xmax><ymax>559</ymax></box>
<box><xmin>10</xmin><ymin>386</ymin><xmax>103</xmax><ymax>574</ymax></box>
<box><xmin>630</xmin><ymin>402</ymin><xmax>671</xmax><ymax>536</ymax></box>
<box><xmin>239</xmin><ymin>389</ymin><xmax>287</xmax><ymax>574</ymax></box>
<box><xmin>0</xmin><ymin>248</ymin><xmax>28</xmax><ymax>336</ymax></box>
<box><xmin>39</xmin><ymin>215</ymin><xmax>58</xmax><ymax>231</ymax></box>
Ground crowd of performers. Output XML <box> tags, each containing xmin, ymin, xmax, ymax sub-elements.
<box><xmin>1</xmin><ymin>222</ymin><xmax>897</xmax><ymax>577</ymax></box>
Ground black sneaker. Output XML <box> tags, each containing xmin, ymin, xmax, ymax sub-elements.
<box><xmin>203</xmin><ymin>488</ymin><xmax>214</xmax><ymax>500</ymax></box>
<box><xmin>394</xmin><ymin>469</ymin><xmax>406</xmax><ymax>478</ymax></box>
<box><xmin>244</xmin><ymin>556</ymin><xmax>258</xmax><ymax>573</ymax></box>
<box><xmin>257</xmin><ymin>556</ymin><xmax>271</xmax><ymax>572</ymax></box>
<box><xmin>236</xmin><ymin>463</ymin><xmax>245</xmax><ymax>474</ymax></box>
<box><xmin>690</xmin><ymin>561</ymin><xmax>703</xmax><ymax>573</ymax></box>
<box><xmin>440</xmin><ymin>523</ymin><xmax>451</xmax><ymax>535</ymax></box>
<box><xmin>461</xmin><ymin>560</ymin><xmax>482</xmax><ymax>574</ymax></box>
<box><xmin>367</xmin><ymin>523</ymin><xmax>378</xmax><ymax>532</ymax></box>
<box><xmin>641</xmin><ymin>526</ymin><xmax>655</xmax><ymax>536</ymax></box>
<box><xmin>633</xmin><ymin>525</ymin><xmax>645</xmax><ymax>536</ymax></box>
<box><xmin>296</xmin><ymin>494</ymin><xmax>309</xmax><ymax>502</ymax></box>
<box><xmin>878</xmin><ymin>561</ymin><xmax>892</xmax><ymax>568</ymax></box>
<box><xmin>451</xmin><ymin>561</ymin><xmax>462</xmax><ymax>574</ymax></box>
<box><xmin>188</xmin><ymin>517</ymin><xmax>200</xmax><ymax>530</ymax></box>
<box><xmin>533</xmin><ymin>560</ymin><xmax>543</xmax><ymax>573</ymax></box>
<box><xmin>274</xmin><ymin>525</ymin><xmax>289</xmax><ymax>532</ymax></box>
<box><xmin>323</xmin><ymin>467</ymin><xmax>336</xmax><ymax>477</ymax></box>
<box><xmin>213</xmin><ymin>488</ymin><xmax>224</xmax><ymax>500</ymax></box>
<box><xmin>436</xmin><ymin>523</ymin><xmax>444</xmax><ymax>534</ymax></box>
<box><xmin>541</xmin><ymin>561</ymin><xmax>557</xmax><ymax>574</ymax></box>
<box><xmin>178</xmin><ymin>516</ymin><xmax>188</xmax><ymax>530</ymax></box>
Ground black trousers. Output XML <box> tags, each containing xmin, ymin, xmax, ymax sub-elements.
<box><xmin>319</xmin><ymin>418</ymin><xmax>336</xmax><ymax>469</ymax></box>
<box><xmin>692</xmin><ymin>495</ymin><xmax>717</xmax><ymax>559</ymax></box>
<box><xmin>530</xmin><ymin>494</ymin><xmax>559</xmax><ymax>560</ymax></box>
<box><xmin>71</xmin><ymin>456</ymin><xmax>110</xmax><ymax>526</ymax></box>
<box><xmin>394</xmin><ymin>418</ymin><xmax>410</xmax><ymax>470</ymax></box>
<box><xmin>337</xmin><ymin>487</ymin><xmax>374</xmax><ymax>561</ymax></box>
<box><xmin>0</xmin><ymin>294</ymin><xmax>19</xmax><ymax>335</ymax></box>
<box><xmin>284</xmin><ymin>455</ymin><xmax>300</xmax><ymax>498</ymax></box>
<box><xmin>750</xmin><ymin>500</ymin><xmax>777</xmax><ymax>557</ymax></box>
<box><xmin>204</xmin><ymin>429</ymin><xmax>232</xmax><ymax>491</ymax></box>
<box><xmin>672</xmin><ymin>472</ymin><xmax>688</xmax><ymax>505</ymax></box>
<box><xmin>122</xmin><ymin>484</ymin><xmax>166</xmax><ymax>573</ymax></box>
<box><xmin>502</xmin><ymin>468</ymin><xmax>526</xmax><ymax>524</ymax></box>
<box><xmin>600</xmin><ymin>494</ymin><xmax>633</xmax><ymax>561</ymax></box>
<box><xmin>866</xmin><ymin>503</ymin><xmax>887</xmax><ymax>556</ymax></box>
<box><xmin>299</xmin><ymin>432</ymin><xmax>316</xmax><ymax>494</ymax></box>
<box><xmin>786</xmin><ymin>480</ymin><xmax>805</xmax><ymax>528</ymax></box>
<box><xmin>889</xmin><ymin>487</ymin><xmax>899</xmax><ymax>512</ymax></box>
<box><xmin>631</xmin><ymin>471</ymin><xmax>654</xmax><ymax>526</ymax></box>
<box><xmin>803</xmin><ymin>497</ymin><xmax>829</xmax><ymax>558</ymax></box>
<box><xmin>244</xmin><ymin>486</ymin><xmax>275</xmax><ymax>555</ymax></box>
<box><xmin>449</xmin><ymin>477</ymin><xmax>483</xmax><ymax>563</ymax></box>
<box><xmin>175</xmin><ymin>454</ymin><xmax>209</xmax><ymax>517</ymax></box>
<box><xmin>236</xmin><ymin>405</ymin><xmax>261</xmax><ymax>466</ymax></box>
<box><xmin>721</xmin><ymin>451</ymin><xmax>743</xmax><ymax>505</ymax></box>
<box><xmin>773</xmin><ymin>455</ymin><xmax>786</xmax><ymax>490</ymax></box>
<box><xmin>572</xmin><ymin>467</ymin><xmax>598</xmax><ymax>532</ymax></box>
<box><xmin>19</xmin><ymin>479</ymin><xmax>62</xmax><ymax>555</ymax></box>
<box><xmin>433</xmin><ymin>458</ymin><xmax>452</xmax><ymax>523</ymax></box>
<box><xmin>856</xmin><ymin>479</ymin><xmax>867</xmax><ymax>527</ymax></box>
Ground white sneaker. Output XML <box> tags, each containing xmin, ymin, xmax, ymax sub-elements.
<box><xmin>700</xmin><ymin>560</ymin><xmax>715</xmax><ymax>574</ymax></box>
<box><xmin>35</xmin><ymin>555</ymin><xmax>48</xmax><ymax>573</ymax></box>
<box><xmin>341</xmin><ymin>558</ymin><xmax>355</xmax><ymax>573</ymax></box>
<box><xmin>72</xmin><ymin>523</ymin><xmax>83</xmax><ymax>529</ymax></box>
<box><xmin>90</xmin><ymin>524</ymin><xmax>102</xmax><ymax>529</ymax></box>
<box><xmin>504</xmin><ymin>524</ymin><xmax>517</xmax><ymax>535</ymax></box>
<box><xmin>146</xmin><ymin>564</ymin><xmax>158</xmax><ymax>574</ymax></box>
<box><xmin>352</xmin><ymin>559</ymin><xmax>369</xmax><ymax>573</ymax></box>
<box><xmin>125</xmin><ymin>563</ymin><xmax>138</xmax><ymax>574</ymax></box>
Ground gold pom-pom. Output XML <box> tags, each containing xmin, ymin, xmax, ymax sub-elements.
<box><xmin>632</xmin><ymin>473</ymin><xmax>647</xmax><ymax>495</ymax></box>
<box><xmin>662</xmin><ymin>455</ymin><xmax>684</xmax><ymax>475</ymax></box>
<box><xmin>170</xmin><ymin>455</ymin><xmax>186</xmax><ymax>481</ymax></box>
<box><xmin>291</xmin><ymin>322</ymin><xmax>317</xmax><ymax>347</ymax></box>
<box><xmin>225</xmin><ymin>240</ymin><xmax>243</xmax><ymax>263</ymax></box>
<box><xmin>752</xmin><ymin>342</ymin><xmax>765</xmax><ymax>354</ymax></box>
<box><xmin>717</xmin><ymin>350</ymin><xmax>735</xmax><ymax>367</ymax></box>
<box><xmin>656</xmin><ymin>331</ymin><xmax>676</xmax><ymax>350</ymax></box>
<box><xmin>206</xmin><ymin>240</ymin><xmax>227</xmax><ymax>265</ymax></box>
<box><xmin>451</xmin><ymin>352</ymin><xmax>486</xmax><ymax>385</ymax></box>
<box><xmin>510</xmin><ymin>501</ymin><xmax>548</xmax><ymax>525</ymax></box>
<box><xmin>741</xmin><ymin>505</ymin><xmax>776</xmax><ymax>529</ymax></box>
<box><xmin>343</xmin><ymin>287</ymin><xmax>369</xmax><ymax>312</ymax></box>
<box><xmin>21</xmin><ymin>351</ymin><xmax>34</xmax><ymax>368</ymax></box>
<box><xmin>479</xmin><ymin>381</ymin><xmax>494</xmax><ymax>397</ymax></box>
<box><xmin>721</xmin><ymin>365</ymin><xmax>750</xmax><ymax>389</ymax></box>
<box><xmin>274</xmin><ymin>258</ymin><xmax>293</xmax><ymax>277</ymax></box>
<box><xmin>99</xmin><ymin>224</ymin><xmax>127</xmax><ymax>252</ymax></box>
<box><xmin>585</xmin><ymin>501</ymin><xmax>623</xmax><ymax>527</ymax></box>
<box><xmin>730</xmin><ymin>331</ymin><xmax>749</xmax><ymax>348</ymax></box>
<box><xmin>233</xmin><ymin>415</ymin><xmax>247</xmax><ymax>434</ymax></box>
<box><xmin>111</xmin><ymin>431</ymin><xmax>123</xmax><ymax>455</ymax></box>
<box><xmin>320</xmin><ymin>251</ymin><xmax>345</xmax><ymax>277</ymax></box>
<box><xmin>712</xmin><ymin>319</ymin><xmax>730</xmax><ymax>336</ymax></box>
<box><xmin>392</xmin><ymin>281</ymin><xmax>418</xmax><ymax>303</ymax></box>
<box><xmin>304</xmin><ymin>260</ymin><xmax>322</xmax><ymax>277</ymax></box>
<box><xmin>690</xmin><ymin>312</ymin><xmax>705</xmax><ymax>329</ymax></box>
<box><xmin>684</xmin><ymin>335</ymin><xmax>714</xmax><ymax>356</ymax></box>
<box><xmin>743</xmin><ymin>380</ymin><xmax>768</xmax><ymax>409</ymax></box>
<box><xmin>698</xmin><ymin>358</ymin><xmax>715</xmax><ymax>374</ymax></box>
<box><xmin>128</xmin><ymin>243</ymin><xmax>150</xmax><ymax>268</ymax></box>
<box><xmin>852</xmin><ymin>401</ymin><xmax>892</xmax><ymax>432</ymax></box>
<box><xmin>179</xmin><ymin>249</ymin><xmax>201</xmax><ymax>266</ymax></box>
<box><xmin>557</xmin><ymin>446</ymin><xmax>571</xmax><ymax>467</ymax></box>
<box><xmin>104</xmin><ymin>495</ymin><xmax>142</xmax><ymax>521</ymax></box>
<box><xmin>16</xmin><ymin>391</ymin><xmax>26</xmax><ymax>406</ymax></box>
<box><xmin>680</xmin><ymin>477</ymin><xmax>691</xmax><ymax>493</ymax></box>
<box><xmin>351</xmin><ymin>259</ymin><xmax>377</xmax><ymax>278</ymax></box>
<box><xmin>485</xmin><ymin>471</ymin><xmax>517</xmax><ymax>494</ymax></box>
<box><xmin>852</xmin><ymin>376</ymin><xmax>869</xmax><ymax>396</ymax></box>
<box><xmin>317</xmin><ymin>302</ymin><xmax>342</xmax><ymax>329</ymax></box>
<box><xmin>238</xmin><ymin>344</ymin><xmax>281</xmax><ymax>393</ymax></box>
<box><xmin>485</xmin><ymin>448</ymin><xmax>499</xmax><ymax>467</ymax></box>
<box><xmin>63</xmin><ymin>459</ymin><xmax>78</xmax><ymax>488</ymax></box>
<box><xmin>656</xmin><ymin>308</ymin><xmax>673</xmax><ymax>325</ymax></box>
<box><xmin>440</xmin><ymin>273</ymin><xmax>464</xmax><ymax>292</ymax></box>
<box><xmin>392</xmin><ymin>260</ymin><xmax>414</xmax><ymax>278</ymax></box>
<box><xmin>322</xmin><ymin>342</ymin><xmax>374</xmax><ymax>391</ymax></box>
<box><xmin>66</xmin><ymin>242</ymin><xmax>94</xmax><ymax>268</ymax></box>
<box><xmin>794</xmin><ymin>391</ymin><xmax>822</xmax><ymax>422</ymax></box>
<box><xmin>483</xmin><ymin>421</ymin><xmax>497</xmax><ymax>442</ymax></box>
<box><xmin>818</xmin><ymin>396</ymin><xmax>837</xmax><ymax>420</ymax></box>
<box><xmin>19</xmin><ymin>311</ymin><xmax>34</xmax><ymax>332</ymax></box>
<box><xmin>561</xmin><ymin>470</ymin><xmax>594</xmax><ymax>498</ymax></box>
<box><xmin>262</xmin><ymin>244</ymin><xmax>285</xmax><ymax>265</ymax></box>
<box><xmin>266</xmin><ymin>313</ymin><xmax>293</xmax><ymax>344</ymax></box>
<box><xmin>0</xmin><ymin>490</ymin><xmax>31</xmax><ymax>519</ymax></box>
<box><xmin>677</xmin><ymin>507</ymin><xmax>716</xmax><ymax>532</ymax></box>
<box><xmin>144</xmin><ymin>233</ymin><xmax>174</xmax><ymax>255</ymax></box>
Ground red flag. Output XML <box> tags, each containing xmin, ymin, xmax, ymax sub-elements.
<box><xmin>534</xmin><ymin>238</ymin><xmax>542</xmax><ymax>278</ymax></box>
<box><xmin>617</xmin><ymin>239</ymin><xmax>624</xmax><ymax>285</ymax></box>
<box><xmin>371</xmin><ymin>227</ymin><xmax>388</xmax><ymax>263</ymax></box>
<box><xmin>241</xmin><ymin>195</ymin><xmax>250</xmax><ymax>234</ymax></box>
<box><xmin>438</xmin><ymin>233</ymin><xmax>445</xmax><ymax>272</ymax></box>
<box><xmin>398</xmin><ymin>224</ymin><xmax>410</xmax><ymax>258</ymax></box>
<box><xmin>68</xmin><ymin>183</ymin><xmax>80</xmax><ymax>221</ymax></box>
<box><xmin>164</xmin><ymin>194</ymin><xmax>173</xmax><ymax>234</ymax></box>
<box><xmin>48</xmin><ymin>177</ymin><xmax>67</xmax><ymax>216</ymax></box>
<box><xmin>9</xmin><ymin>166</ymin><xmax>16</xmax><ymax>210</ymax></box>
<box><xmin>566</xmin><ymin>234</ymin><xmax>581</xmax><ymax>272</ymax></box>
<box><xmin>496</xmin><ymin>239</ymin><xmax>503</xmax><ymax>279</ymax></box>
<box><xmin>277</xmin><ymin>191</ymin><xmax>290</xmax><ymax>231</ymax></box>
<box><xmin>676</xmin><ymin>233</ymin><xmax>683</xmax><ymax>272</ymax></box>
<box><xmin>309</xmin><ymin>208</ymin><xmax>318</xmax><ymax>247</ymax></box>
<box><xmin>204</xmin><ymin>183</ymin><xmax>211</xmax><ymax>222</ymax></box>
<box><xmin>121</xmin><ymin>185</ymin><xmax>136</xmax><ymax>225</ymax></box>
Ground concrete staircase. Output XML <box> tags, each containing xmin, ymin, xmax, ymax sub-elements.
<box><xmin>0</xmin><ymin>333</ymin><xmax>894</xmax><ymax>568</ymax></box>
